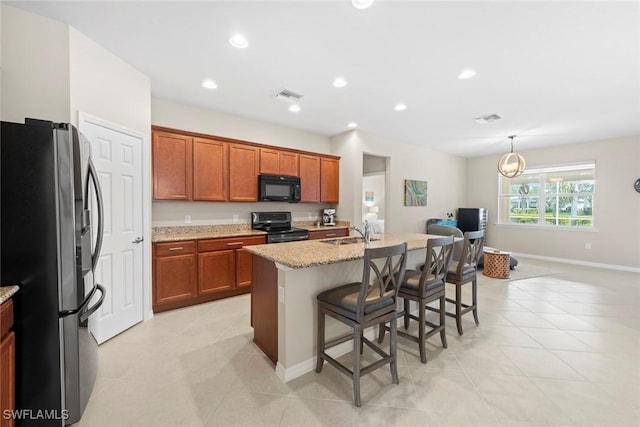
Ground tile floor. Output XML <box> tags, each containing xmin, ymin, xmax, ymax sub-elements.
<box><xmin>75</xmin><ymin>258</ymin><xmax>640</xmax><ymax>427</ymax></box>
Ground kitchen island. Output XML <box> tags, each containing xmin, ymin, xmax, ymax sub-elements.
<box><xmin>245</xmin><ymin>233</ymin><xmax>445</xmax><ymax>382</ymax></box>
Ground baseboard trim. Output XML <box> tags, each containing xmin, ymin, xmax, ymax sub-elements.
<box><xmin>276</xmin><ymin>328</ymin><xmax>379</xmax><ymax>383</ymax></box>
<box><xmin>512</xmin><ymin>253</ymin><xmax>640</xmax><ymax>273</ymax></box>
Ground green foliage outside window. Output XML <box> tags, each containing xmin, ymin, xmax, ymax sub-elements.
<box><xmin>498</xmin><ymin>163</ymin><xmax>595</xmax><ymax>228</ymax></box>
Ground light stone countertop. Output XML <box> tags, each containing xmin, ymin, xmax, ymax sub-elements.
<box><xmin>152</xmin><ymin>221</ymin><xmax>350</xmax><ymax>243</ymax></box>
<box><xmin>244</xmin><ymin>233</ymin><xmax>443</xmax><ymax>269</ymax></box>
<box><xmin>0</xmin><ymin>285</ymin><xmax>19</xmax><ymax>304</ymax></box>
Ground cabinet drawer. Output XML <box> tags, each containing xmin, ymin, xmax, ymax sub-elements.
<box><xmin>198</xmin><ymin>235</ymin><xmax>265</xmax><ymax>252</ymax></box>
<box><xmin>308</xmin><ymin>228</ymin><xmax>349</xmax><ymax>240</ymax></box>
<box><xmin>0</xmin><ymin>299</ymin><xmax>13</xmax><ymax>339</ymax></box>
<box><xmin>154</xmin><ymin>241</ymin><xmax>196</xmax><ymax>257</ymax></box>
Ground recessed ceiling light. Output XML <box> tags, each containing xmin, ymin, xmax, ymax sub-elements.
<box><xmin>289</xmin><ymin>104</ymin><xmax>301</xmax><ymax>113</ymax></box>
<box><xmin>394</xmin><ymin>104</ymin><xmax>407</xmax><ymax>111</ymax></box>
<box><xmin>347</xmin><ymin>122</ymin><xmax>358</xmax><ymax>128</ymax></box>
<box><xmin>352</xmin><ymin>0</ymin><xmax>374</xmax><ymax>10</ymax></box>
<box><xmin>333</xmin><ymin>77</ymin><xmax>348</xmax><ymax>88</ymax></box>
<box><xmin>458</xmin><ymin>69</ymin><xmax>477</xmax><ymax>79</ymax></box>
<box><xmin>201</xmin><ymin>80</ymin><xmax>218</xmax><ymax>89</ymax></box>
<box><xmin>229</xmin><ymin>33</ymin><xmax>248</xmax><ymax>49</ymax></box>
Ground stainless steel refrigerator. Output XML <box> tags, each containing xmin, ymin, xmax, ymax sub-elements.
<box><xmin>1</xmin><ymin>118</ymin><xmax>105</xmax><ymax>426</ymax></box>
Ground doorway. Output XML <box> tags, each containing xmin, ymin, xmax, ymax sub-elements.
<box><xmin>362</xmin><ymin>153</ymin><xmax>388</xmax><ymax>233</ymax></box>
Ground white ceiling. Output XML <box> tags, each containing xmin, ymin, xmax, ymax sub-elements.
<box><xmin>8</xmin><ymin>1</ymin><xmax>640</xmax><ymax>157</ymax></box>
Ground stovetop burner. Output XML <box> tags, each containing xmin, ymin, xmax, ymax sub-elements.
<box><xmin>251</xmin><ymin>212</ymin><xmax>309</xmax><ymax>243</ymax></box>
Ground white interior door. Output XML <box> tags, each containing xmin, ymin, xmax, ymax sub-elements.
<box><xmin>80</xmin><ymin>113</ymin><xmax>145</xmax><ymax>344</ymax></box>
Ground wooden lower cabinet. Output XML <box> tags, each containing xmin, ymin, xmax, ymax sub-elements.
<box><xmin>153</xmin><ymin>235</ymin><xmax>266</xmax><ymax>312</ymax></box>
<box><xmin>307</xmin><ymin>228</ymin><xmax>349</xmax><ymax>240</ymax></box>
<box><xmin>153</xmin><ymin>242</ymin><xmax>198</xmax><ymax>309</ymax></box>
<box><xmin>1</xmin><ymin>299</ymin><xmax>15</xmax><ymax>427</ymax></box>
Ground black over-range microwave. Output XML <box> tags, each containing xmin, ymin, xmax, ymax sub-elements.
<box><xmin>258</xmin><ymin>174</ymin><xmax>301</xmax><ymax>202</ymax></box>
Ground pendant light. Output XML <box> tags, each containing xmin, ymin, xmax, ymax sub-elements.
<box><xmin>498</xmin><ymin>135</ymin><xmax>526</xmax><ymax>178</ymax></box>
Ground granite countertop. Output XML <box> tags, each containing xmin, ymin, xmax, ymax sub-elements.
<box><xmin>0</xmin><ymin>285</ymin><xmax>19</xmax><ymax>304</ymax></box>
<box><xmin>152</xmin><ymin>221</ymin><xmax>351</xmax><ymax>243</ymax></box>
<box><xmin>244</xmin><ymin>233</ymin><xmax>440</xmax><ymax>269</ymax></box>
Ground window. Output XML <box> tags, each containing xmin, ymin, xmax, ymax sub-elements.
<box><xmin>498</xmin><ymin>162</ymin><xmax>595</xmax><ymax>228</ymax></box>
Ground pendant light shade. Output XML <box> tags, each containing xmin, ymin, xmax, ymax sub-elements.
<box><xmin>498</xmin><ymin>135</ymin><xmax>526</xmax><ymax>178</ymax></box>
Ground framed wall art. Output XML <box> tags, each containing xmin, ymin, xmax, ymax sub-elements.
<box><xmin>404</xmin><ymin>179</ymin><xmax>428</xmax><ymax>206</ymax></box>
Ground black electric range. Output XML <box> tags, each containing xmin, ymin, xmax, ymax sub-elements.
<box><xmin>251</xmin><ymin>211</ymin><xmax>309</xmax><ymax>244</ymax></box>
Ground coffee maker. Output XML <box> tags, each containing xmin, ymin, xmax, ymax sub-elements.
<box><xmin>322</xmin><ymin>208</ymin><xmax>336</xmax><ymax>226</ymax></box>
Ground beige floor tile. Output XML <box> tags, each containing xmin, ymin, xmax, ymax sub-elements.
<box><xmin>510</xmin><ymin>300</ymin><xmax>569</xmax><ymax>314</ymax></box>
<box><xmin>498</xmin><ymin>346</ymin><xmax>584</xmax><ymax>380</ymax></box>
<box><xmin>551</xmin><ymin>350</ymin><xmax>640</xmax><ymax>384</ymax></box>
<box><xmin>499</xmin><ymin>311</ymin><xmax>558</xmax><ymax>329</ymax></box>
<box><xmin>410</xmin><ymin>367</ymin><xmax>496</xmax><ymax>421</ymax></box>
<box><xmin>460</xmin><ymin>324</ymin><xmax>544</xmax><ymax>348</ymax></box>
<box><xmin>73</xmin><ymin>261</ymin><xmax>639</xmax><ymax>427</ymax></box>
<box><xmin>280</xmin><ymin>396</ymin><xmax>355</xmax><ymax>427</ymax></box>
<box><xmin>473</xmin><ymin>373</ymin><xmax>572</xmax><ymax>425</ymax></box>
<box><xmin>519</xmin><ymin>327</ymin><xmax>593</xmax><ymax>351</ymax></box>
<box><xmin>204</xmin><ymin>390</ymin><xmax>289</xmax><ymax>427</ymax></box>
<box><xmin>531</xmin><ymin>377</ymin><xmax>638</xmax><ymax>427</ymax></box>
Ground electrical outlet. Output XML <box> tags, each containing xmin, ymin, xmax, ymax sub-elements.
<box><xmin>585</xmin><ymin>243</ymin><xmax>591</xmax><ymax>250</ymax></box>
<box><xmin>232</xmin><ymin>214</ymin><xmax>239</xmax><ymax>223</ymax></box>
<box><xmin>184</xmin><ymin>215</ymin><xmax>191</xmax><ymax>224</ymax></box>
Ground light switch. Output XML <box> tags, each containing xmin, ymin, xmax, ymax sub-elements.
<box><xmin>278</xmin><ymin>286</ymin><xmax>285</xmax><ymax>303</ymax></box>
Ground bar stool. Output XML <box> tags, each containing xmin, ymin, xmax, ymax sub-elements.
<box><xmin>445</xmin><ymin>230</ymin><xmax>485</xmax><ymax>335</ymax></box>
<box><xmin>315</xmin><ymin>242</ymin><xmax>407</xmax><ymax>407</ymax></box>
<box><xmin>379</xmin><ymin>235</ymin><xmax>455</xmax><ymax>364</ymax></box>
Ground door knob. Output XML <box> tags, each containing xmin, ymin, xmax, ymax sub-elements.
<box><xmin>132</xmin><ymin>236</ymin><xmax>144</xmax><ymax>244</ymax></box>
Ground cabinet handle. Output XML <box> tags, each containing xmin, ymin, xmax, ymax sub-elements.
<box><xmin>227</xmin><ymin>242</ymin><xmax>244</xmax><ymax>246</ymax></box>
<box><xmin>325</xmin><ymin>233</ymin><xmax>337</xmax><ymax>237</ymax></box>
<box><xmin>169</xmin><ymin>247</ymin><xmax>184</xmax><ymax>251</ymax></box>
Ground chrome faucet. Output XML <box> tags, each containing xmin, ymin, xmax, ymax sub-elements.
<box><xmin>350</xmin><ymin>220</ymin><xmax>371</xmax><ymax>244</ymax></box>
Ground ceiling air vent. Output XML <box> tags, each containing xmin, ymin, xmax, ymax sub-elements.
<box><xmin>275</xmin><ymin>88</ymin><xmax>304</xmax><ymax>103</ymax></box>
<box><xmin>474</xmin><ymin>114</ymin><xmax>502</xmax><ymax>124</ymax></box>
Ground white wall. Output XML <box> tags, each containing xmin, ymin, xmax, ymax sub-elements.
<box><xmin>68</xmin><ymin>28</ymin><xmax>151</xmax><ymax>135</ymax></box>
<box><xmin>467</xmin><ymin>136</ymin><xmax>640</xmax><ymax>269</ymax></box>
<box><xmin>151</xmin><ymin>98</ymin><xmax>333</xmax><ymax>226</ymax></box>
<box><xmin>1</xmin><ymin>5</ymin><xmax>70</xmax><ymax>123</ymax></box>
<box><xmin>331</xmin><ymin>129</ymin><xmax>467</xmax><ymax>233</ymax></box>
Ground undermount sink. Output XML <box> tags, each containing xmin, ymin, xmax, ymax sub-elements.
<box><xmin>320</xmin><ymin>236</ymin><xmax>381</xmax><ymax>245</ymax></box>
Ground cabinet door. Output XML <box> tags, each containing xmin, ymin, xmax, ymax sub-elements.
<box><xmin>154</xmin><ymin>254</ymin><xmax>197</xmax><ymax>306</ymax></box>
<box><xmin>193</xmin><ymin>138</ymin><xmax>228</xmax><ymax>201</ymax></box>
<box><xmin>152</xmin><ymin>131</ymin><xmax>192</xmax><ymax>200</ymax></box>
<box><xmin>0</xmin><ymin>332</ymin><xmax>14</xmax><ymax>427</ymax></box>
<box><xmin>229</xmin><ymin>144</ymin><xmax>259</xmax><ymax>201</ymax></box>
<box><xmin>320</xmin><ymin>157</ymin><xmax>339</xmax><ymax>203</ymax></box>
<box><xmin>259</xmin><ymin>149</ymin><xmax>280</xmax><ymax>175</ymax></box>
<box><xmin>236</xmin><ymin>248</ymin><xmax>253</xmax><ymax>288</ymax></box>
<box><xmin>198</xmin><ymin>250</ymin><xmax>236</xmax><ymax>295</ymax></box>
<box><xmin>279</xmin><ymin>151</ymin><xmax>299</xmax><ymax>176</ymax></box>
<box><xmin>299</xmin><ymin>154</ymin><xmax>320</xmax><ymax>203</ymax></box>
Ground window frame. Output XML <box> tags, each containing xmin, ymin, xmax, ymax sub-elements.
<box><xmin>497</xmin><ymin>161</ymin><xmax>596</xmax><ymax>230</ymax></box>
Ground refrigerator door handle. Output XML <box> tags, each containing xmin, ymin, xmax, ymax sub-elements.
<box><xmin>79</xmin><ymin>284</ymin><xmax>105</xmax><ymax>324</ymax></box>
<box><xmin>85</xmin><ymin>158</ymin><xmax>104</xmax><ymax>271</ymax></box>
<box><xmin>60</xmin><ymin>283</ymin><xmax>98</xmax><ymax>317</ymax></box>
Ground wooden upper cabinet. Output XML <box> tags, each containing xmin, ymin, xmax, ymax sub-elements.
<box><xmin>279</xmin><ymin>151</ymin><xmax>299</xmax><ymax>176</ymax></box>
<box><xmin>193</xmin><ymin>138</ymin><xmax>228</xmax><ymax>201</ymax></box>
<box><xmin>260</xmin><ymin>148</ymin><xmax>299</xmax><ymax>176</ymax></box>
<box><xmin>321</xmin><ymin>157</ymin><xmax>339</xmax><ymax>203</ymax></box>
<box><xmin>229</xmin><ymin>143</ymin><xmax>259</xmax><ymax>201</ymax></box>
<box><xmin>152</xmin><ymin>131</ymin><xmax>192</xmax><ymax>200</ymax></box>
<box><xmin>259</xmin><ymin>149</ymin><xmax>280</xmax><ymax>175</ymax></box>
<box><xmin>299</xmin><ymin>154</ymin><xmax>320</xmax><ymax>203</ymax></box>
